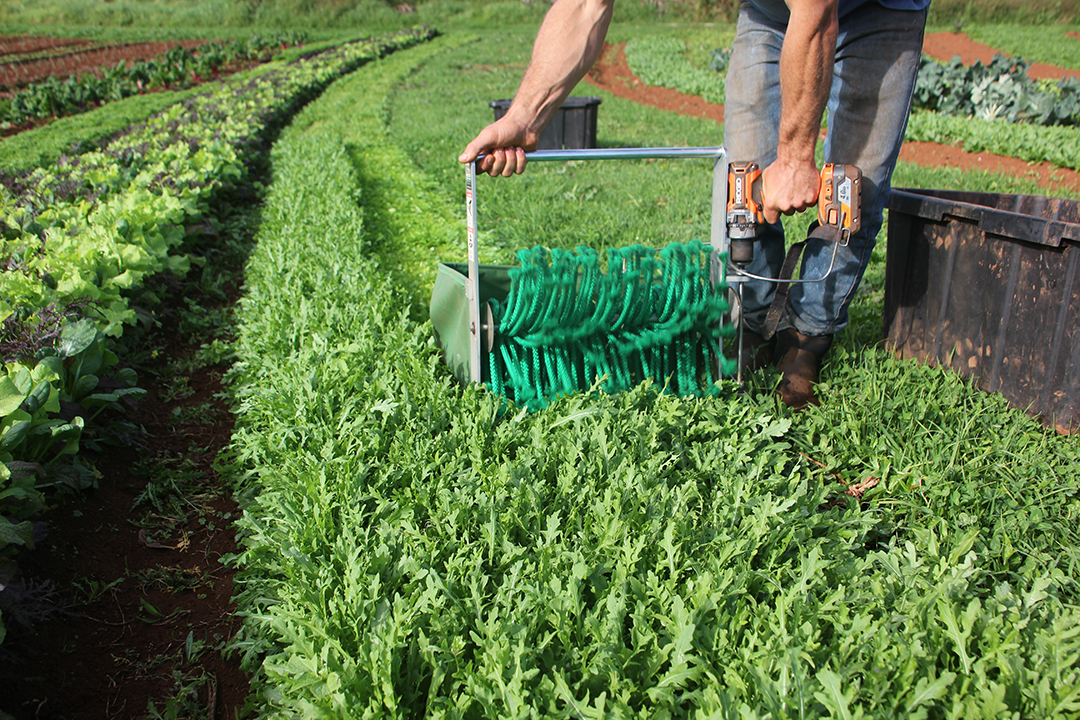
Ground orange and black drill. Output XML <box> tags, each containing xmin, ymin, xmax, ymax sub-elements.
<box><xmin>725</xmin><ymin>161</ymin><xmax>862</xmax><ymax>266</ymax></box>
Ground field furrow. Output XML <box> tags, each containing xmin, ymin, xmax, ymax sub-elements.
<box><xmin>0</xmin><ymin>39</ymin><xmax>209</xmax><ymax>87</ymax></box>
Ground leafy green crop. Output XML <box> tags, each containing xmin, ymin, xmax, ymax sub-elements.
<box><xmin>624</xmin><ymin>36</ymin><xmax>725</xmax><ymax>105</ymax></box>
<box><xmin>0</xmin><ymin>317</ymin><xmax>142</xmax><ymax>480</ymax></box>
<box><xmin>0</xmin><ymin>86</ymin><xmax>204</xmax><ymax>173</ymax></box>
<box><xmin>904</xmin><ymin>109</ymin><xmax>1080</xmax><ymax>171</ymax></box>
<box><xmin>227</xmin><ymin>28</ymin><xmax>1080</xmax><ymax>718</ymax></box>
<box><xmin>0</xmin><ymin>26</ymin><xmax>439</xmax><ymax>651</ymax></box>
<box><xmin>0</xmin><ymin>317</ymin><xmax>145</xmax><ymax>617</ymax></box>
<box><xmin>0</xmin><ymin>26</ymin><xmax>437</xmax><ymax>337</ymax></box>
<box><xmin>913</xmin><ymin>53</ymin><xmax>1080</xmax><ymax>127</ymax></box>
<box><xmin>2</xmin><ymin>33</ymin><xmax>308</xmax><ymax>126</ymax></box>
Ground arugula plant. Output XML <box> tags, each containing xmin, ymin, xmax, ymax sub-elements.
<box><xmin>226</xmin><ymin>30</ymin><xmax>1080</xmax><ymax>718</ymax></box>
<box><xmin>624</xmin><ymin>36</ymin><xmax>726</xmax><ymax>105</ymax></box>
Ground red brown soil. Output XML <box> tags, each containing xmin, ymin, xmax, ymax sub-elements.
<box><xmin>923</xmin><ymin>31</ymin><xmax>1080</xmax><ymax>81</ymax></box>
<box><xmin>0</xmin><ymin>36</ymin><xmax>96</xmax><ymax>57</ymax></box>
<box><xmin>585</xmin><ymin>40</ymin><xmax>1080</xmax><ymax>196</ymax></box>
<box><xmin>0</xmin><ymin>279</ymin><xmax>249</xmax><ymax>718</ymax></box>
<box><xmin>0</xmin><ymin>40</ymin><xmax>209</xmax><ymax>89</ymax></box>
<box><xmin>587</xmin><ymin>43</ymin><xmax>726</xmax><ymax>126</ymax></box>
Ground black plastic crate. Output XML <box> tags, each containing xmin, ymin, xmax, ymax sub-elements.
<box><xmin>489</xmin><ymin>96</ymin><xmax>601</xmax><ymax>150</ymax></box>
<box><xmin>885</xmin><ymin>188</ymin><xmax>1080</xmax><ymax>433</ymax></box>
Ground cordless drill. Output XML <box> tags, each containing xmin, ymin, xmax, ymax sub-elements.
<box><xmin>725</xmin><ymin>161</ymin><xmax>862</xmax><ymax>266</ymax></box>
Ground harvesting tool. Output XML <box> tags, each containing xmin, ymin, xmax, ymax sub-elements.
<box><xmin>429</xmin><ymin>147</ymin><xmax>862</xmax><ymax>408</ymax></box>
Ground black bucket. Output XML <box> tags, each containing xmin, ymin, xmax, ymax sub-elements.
<box><xmin>489</xmin><ymin>96</ymin><xmax>601</xmax><ymax>150</ymax></box>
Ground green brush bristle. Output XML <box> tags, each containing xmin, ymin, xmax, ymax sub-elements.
<box><xmin>488</xmin><ymin>240</ymin><xmax>737</xmax><ymax>409</ymax></box>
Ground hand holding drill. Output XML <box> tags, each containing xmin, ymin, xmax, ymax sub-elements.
<box><xmin>726</xmin><ymin>161</ymin><xmax>861</xmax><ymax>267</ymax></box>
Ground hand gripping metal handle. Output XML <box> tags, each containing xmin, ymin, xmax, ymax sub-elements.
<box><xmin>464</xmin><ymin>146</ymin><xmax>731</xmax><ymax>384</ymax></box>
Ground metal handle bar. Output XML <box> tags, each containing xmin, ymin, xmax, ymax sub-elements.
<box><xmin>476</xmin><ymin>146</ymin><xmax>725</xmax><ymax>162</ymax></box>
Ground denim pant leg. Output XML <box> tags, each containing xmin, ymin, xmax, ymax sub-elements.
<box><xmin>790</xmin><ymin>3</ymin><xmax>927</xmax><ymax>336</ymax></box>
<box><xmin>723</xmin><ymin>3</ymin><xmax>787</xmax><ymax>336</ymax></box>
<box><xmin>724</xmin><ymin>1</ymin><xmax>926</xmax><ymax>337</ymax></box>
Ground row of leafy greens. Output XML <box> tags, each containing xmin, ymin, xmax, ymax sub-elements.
<box><xmin>0</xmin><ymin>25</ymin><xmax>438</xmax><ymax>647</ymax></box>
<box><xmin>227</xmin><ymin>31</ymin><xmax>1080</xmax><ymax>718</ymax></box>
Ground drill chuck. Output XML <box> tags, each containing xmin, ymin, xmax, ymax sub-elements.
<box><xmin>729</xmin><ymin>238</ymin><xmax>754</xmax><ymax>266</ymax></box>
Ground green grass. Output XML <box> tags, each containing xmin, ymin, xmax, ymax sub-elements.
<box><xmin>0</xmin><ymin>0</ymin><xmax>553</xmax><ymax>32</ymax></box>
<box><xmin>0</xmin><ymin>0</ymin><xmax>739</xmax><ymax>33</ymax></box>
<box><xmin>964</xmin><ymin>24</ymin><xmax>1080</xmax><ymax>71</ymax></box>
<box><xmin>927</xmin><ymin>0</ymin><xmax>1080</xmax><ymax>24</ymax></box>
<box><xmin>389</xmin><ymin>28</ymin><xmax>729</xmax><ymax>265</ymax></box>
<box><xmin>0</xmin><ymin>22</ymin><xmax>335</xmax><ymax>42</ymax></box>
<box><xmin>4</xmin><ymin>0</ymin><xmax>1078</xmax><ymax>33</ymax></box>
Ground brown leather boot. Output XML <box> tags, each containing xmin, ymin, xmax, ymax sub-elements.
<box><xmin>773</xmin><ymin>328</ymin><xmax>833</xmax><ymax>409</ymax></box>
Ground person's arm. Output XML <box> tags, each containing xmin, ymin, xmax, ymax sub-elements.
<box><xmin>458</xmin><ymin>0</ymin><xmax>614</xmax><ymax>177</ymax></box>
<box><xmin>760</xmin><ymin>0</ymin><xmax>838</xmax><ymax>223</ymax></box>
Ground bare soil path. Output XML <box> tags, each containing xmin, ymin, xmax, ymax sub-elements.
<box><xmin>0</xmin><ymin>40</ymin><xmax>209</xmax><ymax>89</ymax></box>
<box><xmin>923</xmin><ymin>31</ymin><xmax>1080</xmax><ymax>80</ymax></box>
<box><xmin>0</xmin><ymin>264</ymin><xmax>251</xmax><ymax>719</ymax></box>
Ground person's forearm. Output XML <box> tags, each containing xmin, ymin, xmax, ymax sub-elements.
<box><xmin>507</xmin><ymin>0</ymin><xmax>614</xmax><ymax>139</ymax></box>
<box><xmin>776</xmin><ymin>0</ymin><xmax>837</xmax><ymax>166</ymax></box>
<box><xmin>758</xmin><ymin>0</ymin><xmax>837</xmax><ymax>221</ymax></box>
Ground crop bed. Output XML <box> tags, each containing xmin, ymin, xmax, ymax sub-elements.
<box><xmin>0</xmin><ymin>38</ymin><xmax>209</xmax><ymax>88</ymax></box>
<box><xmin>1</xmin><ymin>21</ymin><xmax>1079</xmax><ymax>720</ymax></box>
<box><xmin>221</xmin><ymin>27</ymin><xmax>1080</xmax><ymax>718</ymax></box>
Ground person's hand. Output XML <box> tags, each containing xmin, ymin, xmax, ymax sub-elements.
<box><xmin>761</xmin><ymin>158</ymin><xmax>821</xmax><ymax>224</ymax></box>
<box><xmin>458</xmin><ymin>116</ymin><xmax>536</xmax><ymax>177</ymax></box>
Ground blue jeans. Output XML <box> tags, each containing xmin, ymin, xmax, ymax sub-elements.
<box><xmin>724</xmin><ymin>1</ymin><xmax>927</xmax><ymax>337</ymax></box>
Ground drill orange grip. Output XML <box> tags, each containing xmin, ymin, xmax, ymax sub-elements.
<box><xmin>818</xmin><ymin>164</ymin><xmax>862</xmax><ymax>242</ymax></box>
<box><xmin>727</xmin><ymin>161</ymin><xmax>764</xmax><ymax>244</ymax></box>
